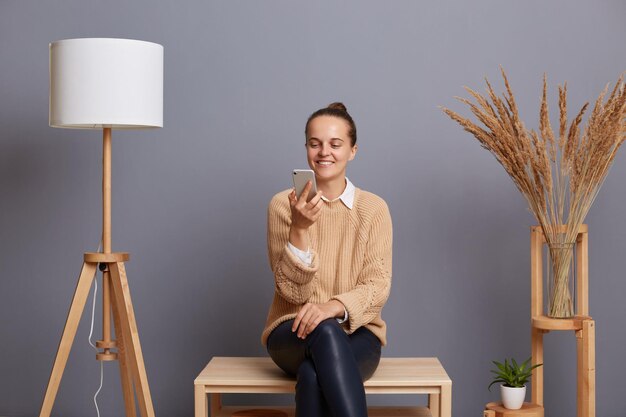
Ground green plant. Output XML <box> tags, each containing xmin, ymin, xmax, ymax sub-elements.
<box><xmin>488</xmin><ymin>357</ymin><xmax>543</xmax><ymax>390</ymax></box>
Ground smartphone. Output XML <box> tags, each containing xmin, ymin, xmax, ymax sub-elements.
<box><xmin>292</xmin><ymin>169</ymin><xmax>318</xmax><ymax>202</ymax></box>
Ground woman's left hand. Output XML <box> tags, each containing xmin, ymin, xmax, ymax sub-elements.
<box><xmin>292</xmin><ymin>300</ymin><xmax>345</xmax><ymax>339</ymax></box>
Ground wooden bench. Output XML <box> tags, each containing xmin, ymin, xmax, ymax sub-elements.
<box><xmin>194</xmin><ymin>357</ymin><xmax>452</xmax><ymax>417</ymax></box>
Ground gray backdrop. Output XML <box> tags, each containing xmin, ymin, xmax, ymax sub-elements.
<box><xmin>1</xmin><ymin>1</ymin><xmax>625</xmax><ymax>416</ymax></box>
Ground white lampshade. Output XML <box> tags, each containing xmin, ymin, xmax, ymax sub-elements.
<box><xmin>50</xmin><ymin>38</ymin><xmax>163</xmax><ymax>129</ymax></box>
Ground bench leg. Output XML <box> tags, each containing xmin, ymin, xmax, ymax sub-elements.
<box><xmin>429</xmin><ymin>393</ymin><xmax>440</xmax><ymax>417</ymax></box>
<box><xmin>440</xmin><ymin>383</ymin><xmax>452</xmax><ymax>417</ymax></box>
<box><xmin>194</xmin><ymin>385</ymin><xmax>207</xmax><ymax>417</ymax></box>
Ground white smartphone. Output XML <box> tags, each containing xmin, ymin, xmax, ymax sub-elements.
<box><xmin>292</xmin><ymin>169</ymin><xmax>318</xmax><ymax>202</ymax></box>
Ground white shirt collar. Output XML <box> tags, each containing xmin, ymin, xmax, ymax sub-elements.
<box><xmin>321</xmin><ymin>177</ymin><xmax>355</xmax><ymax>209</ymax></box>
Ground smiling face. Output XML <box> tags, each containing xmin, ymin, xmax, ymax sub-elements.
<box><xmin>305</xmin><ymin>115</ymin><xmax>358</xmax><ymax>184</ymax></box>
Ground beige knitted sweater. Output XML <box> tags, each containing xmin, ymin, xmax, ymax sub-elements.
<box><xmin>261</xmin><ymin>187</ymin><xmax>393</xmax><ymax>346</ymax></box>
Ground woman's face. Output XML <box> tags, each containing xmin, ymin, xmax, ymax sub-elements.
<box><xmin>305</xmin><ymin>115</ymin><xmax>357</xmax><ymax>183</ymax></box>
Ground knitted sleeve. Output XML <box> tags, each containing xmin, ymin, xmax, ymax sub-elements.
<box><xmin>332</xmin><ymin>201</ymin><xmax>392</xmax><ymax>333</ymax></box>
<box><xmin>267</xmin><ymin>193</ymin><xmax>319</xmax><ymax>305</ymax></box>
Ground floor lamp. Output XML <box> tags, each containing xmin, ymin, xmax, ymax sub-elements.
<box><xmin>40</xmin><ymin>38</ymin><xmax>163</xmax><ymax>417</ymax></box>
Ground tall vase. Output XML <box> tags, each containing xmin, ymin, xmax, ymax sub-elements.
<box><xmin>545</xmin><ymin>242</ymin><xmax>576</xmax><ymax>318</ymax></box>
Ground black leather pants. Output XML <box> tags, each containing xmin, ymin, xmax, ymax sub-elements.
<box><xmin>267</xmin><ymin>318</ymin><xmax>381</xmax><ymax>417</ymax></box>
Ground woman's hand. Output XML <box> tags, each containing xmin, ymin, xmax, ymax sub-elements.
<box><xmin>292</xmin><ymin>300</ymin><xmax>345</xmax><ymax>339</ymax></box>
<box><xmin>289</xmin><ymin>181</ymin><xmax>323</xmax><ymax>250</ymax></box>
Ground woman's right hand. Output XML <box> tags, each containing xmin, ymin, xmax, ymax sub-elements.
<box><xmin>289</xmin><ymin>181</ymin><xmax>323</xmax><ymax>250</ymax></box>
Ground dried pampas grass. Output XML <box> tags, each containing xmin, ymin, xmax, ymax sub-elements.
<box><xmin>442</xmin><ymin>69</ymin><xmax>626</xmax><ymax>317</ymax></box>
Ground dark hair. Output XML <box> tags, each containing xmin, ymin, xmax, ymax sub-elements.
<box><xmin>305</xmin><ymin>102</ymin><xmax>357</xmax><ymax>146</ymax></box>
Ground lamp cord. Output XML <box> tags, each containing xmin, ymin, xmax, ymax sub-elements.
<box><xmin>87</xmin><ymin>241</ymin><xmax>103</xmax><ymax>417</ymax></box>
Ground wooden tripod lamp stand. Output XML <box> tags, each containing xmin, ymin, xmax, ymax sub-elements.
<box><xmin>41</xmin><ymin>38</ymin><xmax>163</xmax><ymax>417</ymax></box>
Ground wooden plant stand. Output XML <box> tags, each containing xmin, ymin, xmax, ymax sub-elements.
<box><xmin>530</xmin><ymin>225</ymin><xmax>595</xmax><ymax>417</ymax></box>
<box><xmin>484</xmin><ymin>402</ymin><xmax>544</xmax><ymax>417</ymax></box>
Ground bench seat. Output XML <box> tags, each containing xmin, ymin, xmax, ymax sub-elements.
<box><xmin>194</xmin><ymin>357</ymin><xmax>452</xmax><ymax>417</ymax></box>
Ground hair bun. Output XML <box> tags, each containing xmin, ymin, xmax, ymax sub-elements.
<box><xmin>327</xmin><ymin>102</ymin><xmax>348</xmax><ymax>112</ymax></box>
<box><xmin>306</xmin><ymin>101</ymin><xmax>357</xmax><ymax>146</ymax></box>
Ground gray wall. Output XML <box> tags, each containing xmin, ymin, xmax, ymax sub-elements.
<box><xmin>1</xmin><ymin>1</ymin><xmax>625</xmax><ymax>416</ymax></box>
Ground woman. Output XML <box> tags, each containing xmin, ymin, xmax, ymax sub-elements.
<box><xmin>262</xmin><ymin>102</ymin><xmax>393</xmax><ymax>417</ymax></box>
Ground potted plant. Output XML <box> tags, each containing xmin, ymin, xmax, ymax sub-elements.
<box><xmin>488</xmin><ymin>357</ymin><xmax>542</xmax><ymax>409</ymax></box>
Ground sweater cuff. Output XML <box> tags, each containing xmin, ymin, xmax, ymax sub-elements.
<box><xmin>280</xmin><ymin>244</ymin><xmax>319</xmax><ymax>284</ymax></box>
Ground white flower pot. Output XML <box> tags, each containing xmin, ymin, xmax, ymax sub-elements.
<box><xmin>500</xmin><ymin>384</ymin><xmax>526</xmax><ymax>409</ymax></box>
